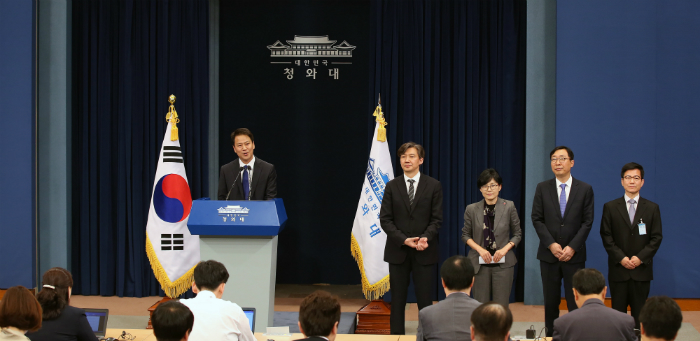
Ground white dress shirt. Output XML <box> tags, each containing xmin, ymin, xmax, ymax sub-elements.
<box><xmin>238</xmin><ymin>156</ymin><xmax>255</xmax><ymax>188</ymax></box>
<box><xmin>404</xmin><ymin>172</ymin><xmax>421</xmax><ymax>193</ymax></box>
<box><xmin>556</xmin><ymin>175</ymin><xmax>573</xmax><ymax>202</ymax></box>
<box><xmin>624</xmin><ymin>194</ymin><xmax>640</xmax><ymax>214</ymax></box>
<box><xmin>179</xmin><ymin>291</ymin><xmax>255</xmax><ymax>341</ymax></box>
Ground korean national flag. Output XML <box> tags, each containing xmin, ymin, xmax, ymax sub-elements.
<box><xmin>145</xmin><ymin>121</ymin><xmax>200</xmax><ymax>298</ymax></box>
<box><xmin>351</xmin><ymin>120</ymin><xmax>394</xmax><ymax>300</ymax></box>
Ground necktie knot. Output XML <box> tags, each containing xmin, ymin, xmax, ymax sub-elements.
<box><xmin>408</xmin><ymin>179</ymin><xmax>415</xmax><ymax>184</ymax></box>
<box><xmin>560</xmin><ymin>184</ymin><xmax>566</xmax><ymax>190</ymax></box>
<box><xmin>628</xmin><ymin>199</ymin><xmax>636</xmax><ymax>205</ymax></box>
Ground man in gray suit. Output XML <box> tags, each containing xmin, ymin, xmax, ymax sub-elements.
<box><xmin>416</xmin><ymin>255</ymin><xmax>481</xmax><ymax>341</ymax></box>
<box><xmin>553</xmin><ymin>268</ymin><xmax>636</xmax><ymax>341</ymax></box>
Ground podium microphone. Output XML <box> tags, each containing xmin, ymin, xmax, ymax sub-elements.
<box><xmin>225</xmin><ymin>166</ymin><xmax>245</xmax><ymax>201</ymax></box>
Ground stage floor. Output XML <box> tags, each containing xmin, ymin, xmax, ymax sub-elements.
<box><xmin>70</xmin><ymin>284</ymin><xmax>700</xmax><ymax>336</ymax></box>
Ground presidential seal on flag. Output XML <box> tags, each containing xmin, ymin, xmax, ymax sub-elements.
<box><xmin>351</xmin><ymin>99</ymin><xmax>394</xmax><ymax>300</ymax></box>
<box><xmin>145</xmin><ymin>95</ymin><xmax>200</xmax><ymax>298</ymax></box>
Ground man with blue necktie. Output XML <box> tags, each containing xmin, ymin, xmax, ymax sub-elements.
<box><xmin>217</xmin><ymin>128</ymin><xmax>277</xmax><ymax>201</ymax></box>
<box><xmin>531</xmin><ymin>146</ymin><xmax>595</xmax><ymax>337</ymax></box>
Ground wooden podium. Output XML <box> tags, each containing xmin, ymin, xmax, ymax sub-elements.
<box><xmin>355</xmin><ymin>300</ymin><xmax>391</xmax><ymax>334</ymax></box>
<box><xmin>146</xmin><ymin>297</ymin><xmax>172</xmax><ymax>329</ymax></box>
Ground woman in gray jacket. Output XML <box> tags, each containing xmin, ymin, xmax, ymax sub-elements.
<box><xmin>462</xmin><ymin>168</ymin><xmax>522</xmax><ymax>307</ymax></box>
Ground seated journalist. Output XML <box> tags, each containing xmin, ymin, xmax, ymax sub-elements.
<box><xmin>0</xmin><ymin>286</ymin><xmax>42</xmax><ymax>341</ymax></box>
<box><xmin>295</xmin><ymin>291</ymin><xmax>341</xmax><ymax>341</ymax></box>
<box><xmin>152</xmin><ymin>300</ymin><xmax>195</xmax><ymax>341</ymax></box>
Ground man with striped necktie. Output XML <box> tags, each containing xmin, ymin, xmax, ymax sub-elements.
<box><xmin>379</xmin><ymin>142</ymin><xmax>443</xmax><ymax>335</ymax></box>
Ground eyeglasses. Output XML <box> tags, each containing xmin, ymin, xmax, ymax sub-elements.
<box><xmin>624</xmin><ymin>175</ymin><xmax>642</xmax><ymax>181</ymax></box>
<box><xmin>551</xmin><ymin>157</ymin><xmax>569</xmax><ymax>163</ymax></box>
<box><xmin>481</xmin><ymin>184</ymin><xmax>499</xmax><ymax>191</ymax></box>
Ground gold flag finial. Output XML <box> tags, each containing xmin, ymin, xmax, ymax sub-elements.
<box><xmin>372</xmin><ymin>94</ymin><xmax>387</xmax><ymax>142</ymax></box>
<box><xmin>166</xmin><ymin>95</ymin><xmax>180</xmax><ymax>141</ymax></box>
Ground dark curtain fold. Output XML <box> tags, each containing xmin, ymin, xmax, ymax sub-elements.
<box><xmin>71</xmin><ymin>0</ymin><xmax>209</xmax><ymax>297</ymax></box>
<box><xmin>370</xmin><ymin>0</ymin><xmax>526</xmax><ymax>301</ymax></box>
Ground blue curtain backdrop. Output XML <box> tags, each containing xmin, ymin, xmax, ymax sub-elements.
<box><xmin>71</xmin><ymin>0</ymin><xmax>209</xmax><ymax>297</ymax></box>
<box><xmin>370</xmin><ymin>0</ymin><xmax>526</xmax><ymax>301</ymax></box>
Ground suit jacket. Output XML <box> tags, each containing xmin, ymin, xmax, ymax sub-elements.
<box><xmin>461</xmin><ymin>198</ymin><xmax>522</xmax><ymax>272</ymax></box>
<box><xmin>601</xmin><ymin>196</ymin><xmax>662</xmax><ymax>282</ymax></box>
<box><xmin>416</xmin><ymin>292</ymin><xmax>481</xmax><ymax>341</ymax></box>
<box><xmin>26</xmin><ymin>306</ymin><xmax>97</xmax><ymax>341</ymax></box>
<box><xmin>293</xmin><ymin>337</ymin><xmax>328</xmax><ymax>341</ymax></box>
<box><xmin>379</xmin><ymin>173</ymin><xmax>443</xmax><ymax>265</ymax></box>
<box><xmin>217</xmin><ymin>157</ymin><xmax>277</xmax><ymax>200</ymax></box>
<box><xmin>553</xmin><ymin>299</ymin><xmax>636</xmax><ymax>341</ymax></box>
<box><xmin>531</xmin><ymin>177</ymin><xmax>594</xmax><ymax>264</ymax></box>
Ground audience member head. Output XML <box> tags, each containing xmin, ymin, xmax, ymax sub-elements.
<box><xmin>470</xmin><ymin>302</ymin><xmax>513</xmax><ymax>341</ymax></box>
<box><xmin>639</xmin><ymin>296</ymin><xmax>682</xmax><ymax>341</ymax></box>
<box><xmin>440</xmin><ymin>255</ymin><xmax>475</xmax><ymax>294</ymax></box>
<box><xmin>0</xmin><ymin>286</ymin><xmax>42</xmax><ymax>333</ymax></box>
<box><xmin>36</xmin><ymin>267</ymin><xmax>74</xmax><ymax>320</ymax></box>
<box><xmin>152</xmin><ymin>300</ymin><xmax>194</xmax><ymax>341</ymax></box>
<box><xmin>192</xmin><ymin>260</ymin><xmax>229</xmax><ymax>298</ymax></box>
<box><xmin>297</xmin><ymin>290</ymin><xmax>341</xmax><ymax>341</ymax></box>
<box><xmin>572</xmin><ymin>268</ymin><xmax>606</xmax><ymax>307</ymax></box>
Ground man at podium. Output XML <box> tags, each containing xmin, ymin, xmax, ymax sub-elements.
<box><xmin>218</xmin><ymin>128</ymin><xmax>277</xmax><ymax>200</ymax></box>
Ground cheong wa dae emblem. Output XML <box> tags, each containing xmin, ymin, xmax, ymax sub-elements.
<box><xmin>218</xmin><ymin>205</ymin><xmax>250</xmax><ymax>223</ymax></box>
<box><xmin>365</xmin><ymin>158</ymin><xmax>390</xmax><ymax>238</ymax></box>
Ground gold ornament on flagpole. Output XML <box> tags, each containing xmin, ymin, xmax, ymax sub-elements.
<box><xmin>166</xmin><ymin>95</ymin><xmax>180</xmax><ymax>141</ymax></box>
<box><xmin>373</xmin><ymin>94</ymin><xmax>387</xmax><ymax>142</ymax></box>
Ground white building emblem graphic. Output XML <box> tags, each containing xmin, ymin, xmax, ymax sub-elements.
<box><xmin>268</xmin><ymin>35</ymin><xmax>356</xmax><ymax>57</ymax></box>
<box><xmin>218</xmin><ymin>205</ymin><xmax>250</xmax><ymax>215</ymax></box>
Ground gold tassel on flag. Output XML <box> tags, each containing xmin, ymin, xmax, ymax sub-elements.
<box><xmin>372</xmin><ymin>95</ymin><xmax>387</xmax><ymax>142</ymax></box>
<box><xmin>166</xmin><ymin>95</ymin><xmax>180</xmax><ymax>141</ymax></box>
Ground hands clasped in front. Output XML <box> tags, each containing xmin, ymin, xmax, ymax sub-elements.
<box><xmin>621</xmin><ymin>256</ymin><xmax>642</xmax><ymax>269</ymax></box>
<box><xmin>549</xmin><ymin>243</ymin><xmax>576</xmax><ymax>262</ymax></box>
<box><xmin>405</xmin><ymin>237</ymin><xmax>429</xmax><ymax>251</ymax></box>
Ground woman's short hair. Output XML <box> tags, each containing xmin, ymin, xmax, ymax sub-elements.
<box><xmin>0</xmin><ymin>286</ymin><xmax>42</xmax><ymax>332</ymax></box>
<box><xmin>36</xmin><ymin>267</ymin><xmax>74</xmax><ymax>320</ymax></box>
<box><xmin>477</xmin><ymin>168</ymin><xmax>503</xmax><ymax>188</ymax></box>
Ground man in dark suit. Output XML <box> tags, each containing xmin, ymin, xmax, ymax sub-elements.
<box><xmin>295</xmin><ymin>290</ymin><xmax>341</xmax><ymax>341</ymax></box>
<box><xmin>380</xmin><ymin>142</ymin><xmax>443</xmax><ymax>335</ymax></box>
<box><xmin>531</xmin><ymin>146</ymin><xmax>594</xmax><ymax>336</ymax></box>
<box><xmin>553</xmin><ymin>268</ymin><xmax>636</xmax><ymax>341</ymax></box>
<box><xmin>417</xmin><ymin>255</ymin><xmax>481</xmax><ymax>341</ymax></box>
<box><xmin>601</xmin><ymin>162</ymin><xmax>663</xmax><ymax>328</ymax></box>
<box><xmin>217</xmin><ymin>128</ymin><xmax>277</xmax><ymax>200</ymax></box>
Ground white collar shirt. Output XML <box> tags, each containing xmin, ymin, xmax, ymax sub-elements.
<box><xmin>238</xmin><ymin>156</ymin><xmax>255</xmax><ymax>185</ymax></box>
<box><xmin>556</xmin><ymin>175</ymin><xmax>573</xmax><ymax>202</ymax></box>
<box><xmin>404</xmin><ymin>172</ymin><xmax>421</xmax><ymax>193</ymax></box>
<box><xmin>179</xmin><ymin>291</ymin><xmax>256</xmax><ymax>341</ymax></box>
<box><xmin>625</xmin><ymin>193</ymin><xmax>640</xmax><ymax>213</ymax></box>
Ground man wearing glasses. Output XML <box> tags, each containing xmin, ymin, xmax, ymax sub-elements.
<box><xmin>532</xmin><ymin>146</ymin><xmax>595</xmax><ymax>337</ymax></box>
<box><xmin>600</xmin><ymin>162</ymin><xmax>663</xmax><ymax>329</ymax></box>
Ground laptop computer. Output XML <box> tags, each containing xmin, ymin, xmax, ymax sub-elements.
<box><xmin>83</xmin><ymin>308</ymin><xmax>109</xmax><ymax>339</ymax></box>
<box><xmin>242</xmin><ymin>307</ymin><xmax>256</xmax><ymax>333</ymax></box>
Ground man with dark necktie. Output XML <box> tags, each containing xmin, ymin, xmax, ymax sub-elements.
<box><xmin>217</xmin><ymin>128</ymin><xmax>277</xmax><ymax>201</ymax></box>
<box><xmin>601</xmin><ymin>162</ymin><xmax>663</xmax><ymax>328</ymax></box>
<box><xmin>531</xmin><ymin>146</ymin><xmax>594</xmax><ymax>337</ymax></box>
<box><xmin>380</xmin><ymin>142</ymin><xmax>443</xmax><ymax>335</ymax></box>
